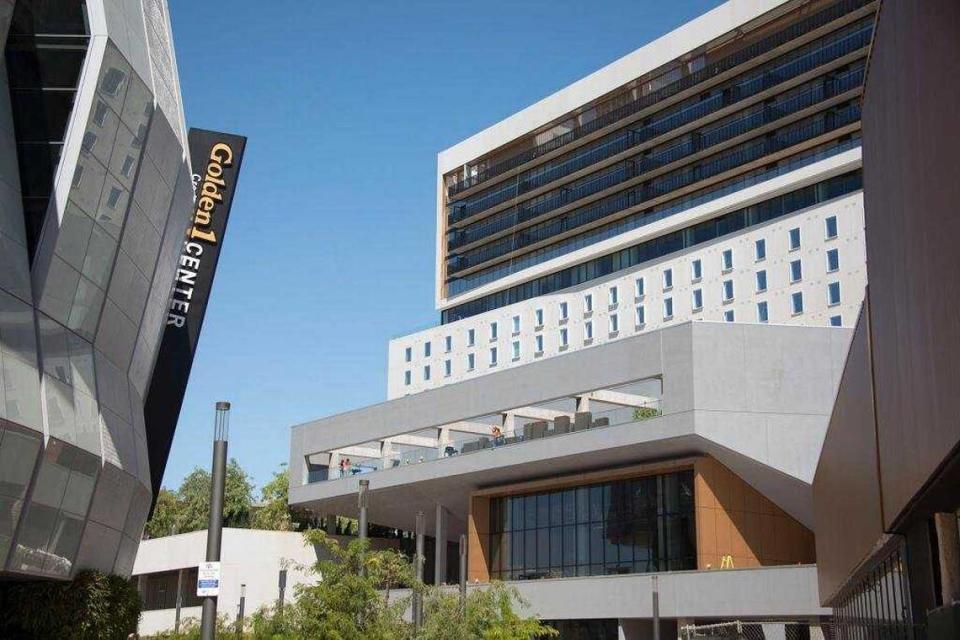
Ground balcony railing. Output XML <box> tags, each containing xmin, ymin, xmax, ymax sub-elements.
<box><xmin>445</xmin><ymin>0</ymin><xmax>872</xmax><ymax>199</ymax></box>
<box><xmin>315</xmin><ymin>403</ymin><xmax>663</xmax><ymax>484</ymax></box>
<box><xmin>446</xmin><ymin>19</ymin><xmax>872</xmax><ymax>229</ymax></box>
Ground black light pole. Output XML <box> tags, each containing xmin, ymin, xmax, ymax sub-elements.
<box><xmin>200</xmin><ymin>401</ymin><xmax>230</xmax><ymax>640</ymax></box>
<box><xmin>413</xmin><ymin>511</ymin><xmax>425</xmax><ymax>630</ymax></box>
<box><xmin>235</xmin><ymin>583</ymin><xmax>246</xmax><ymax>639</ymax></box>
<box><xmin>358</xmin><ymin>479</ymin><xmax>369</xmax><ymax>543</ymax></box>
<box><xmin>458</xmin><ymin>534</ymin><xmax>467</xmax><ymax>615</ymax></box>
<box><xmin>652</xmin><ymin>574</ymin><xmax>660</xmax><ymax>640</ymax></box>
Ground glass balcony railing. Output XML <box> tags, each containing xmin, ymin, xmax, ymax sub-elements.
<box><xmin>315</xmin><ymin>403</ymin><xmax>663</xmax><ymax>483</ymax></box>
<box><xmin>447</xmin><ymin>19</ymin><xmax>872</xmax><ymax>229</ymax></box>
<box><xmin>447</xmin><ymin>100</ymin><xmax>861</xmax><ymax>276</ymax></box>
<box><xmin>445</xmin><ymin>0</ymin><xmax>872</xmax><ymax>200</ymax></box>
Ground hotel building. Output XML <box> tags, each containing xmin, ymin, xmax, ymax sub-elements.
<box><xmin>290</xmin><ymin>0</ymin><xmax>878</xmax><ymax>636</ymax></box>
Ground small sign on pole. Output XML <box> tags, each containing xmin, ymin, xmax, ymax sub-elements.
<box><xmin>197</xmin><ymin>561</ymin><xmax>221</xmax><ymax>597</ymax></box>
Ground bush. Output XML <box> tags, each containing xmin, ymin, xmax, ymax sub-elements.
<box><xmin>0</xmin><ymin>569</ymin><xmax>141</xmax><ymax>639</ymax></box>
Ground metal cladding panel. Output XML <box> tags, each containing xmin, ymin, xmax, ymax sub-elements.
<box><xmin>144</xmin><ymin>129</ymin><xmax>247</xmax><ymax>499</ymax></box>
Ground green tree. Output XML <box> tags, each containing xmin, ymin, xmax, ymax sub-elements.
<box><xmin>251</xmin><ymin>464</ymin><xmax>309</xmax><ymax>531</ymax></box>
<box><xmin>420</xmin><ymin>583</ymin><xmax>557</xmax><ymax>640</ymax></box>
<box><xmin>145</xmin><ymin>487</ymin><xmax>180</xmax><ymax>538</ymax></box>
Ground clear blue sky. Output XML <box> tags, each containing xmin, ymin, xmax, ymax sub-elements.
<box><xmin>164</xmin><ymin>0</ymin><xmax>722</xmax><ymax>492</ymax></box>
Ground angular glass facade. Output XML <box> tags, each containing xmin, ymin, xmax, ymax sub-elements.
<box><xmin>488</xmin><ymin>470</ymin><xmax>695</xmax><ymax>580</ymax></box>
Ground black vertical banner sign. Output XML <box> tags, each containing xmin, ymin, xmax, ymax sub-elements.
<box><xmin>144</xmin><ymin>128</ymin><xmax>247</xmax><ymax>500</ymax></box>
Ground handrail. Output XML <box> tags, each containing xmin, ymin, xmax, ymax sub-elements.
<box><xmin>446</xmin><ymin>0</ymin><xmax>872</xmax><ymax>198</ymax></box>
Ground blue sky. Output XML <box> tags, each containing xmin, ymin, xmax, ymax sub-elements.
<box><xmin>164</xmin><ymin>0</ymin><xmax>722</xmax><ymax>492</ymax></box>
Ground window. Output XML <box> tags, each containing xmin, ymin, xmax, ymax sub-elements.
<box><xmin>756</xmin><ymin>270</ymin><xmax>767</xmax><ymax>293</ymax></box>
<box><xmin>404</xmin><ymin>371</ymin><xmax>411</xmax><ymax>386</ymax></box>
<box><xmin>826</xmin><ymin>248</ymin><xmax>839</xmax><ymax>273</ymax></box>
<box><xmin>662</xmin><ymin>269</ymin><xmax>673</xmax><ymax>290</ymax></box>
<box><xmin>755</xmin><ymin>238</ymin><xmax>766</xmax><ymax>261</ymax></box>
<box><xmin>583</xmin><ymin>293</ymin><xmax>593</xmax><ymax>314</ymax></box>
<box><xmin>724</xmin><ymin>309</ymin><xmax>735</xmax><ymax>322</ymax></box>
<box><xmin>424</xmin><ymin>342</ymin><xmax>431</xmax><ymax>357</ymax></box>
<box><xmin>468</xmin><ymin>329</ymin><xmax>475</xmax><ymax>346</ymax></box>
<box><xmin>828</xmin><ymin>282</ymin><xmax>841</xmax><ymax>306</ymax></box>
<box><xmin>120</xmin><ymin>155</ymin><xmax>135</xmax><ymax>178</ymax></box>
<box><xmin>444</xmin><ymin>360</ymin><xmax>452</xmax><ymax>377</ymax></box>
<box><xmin>106</xmin><ymin>186</ymin><xmax>122</xmax><ymax>209</ymax></box>
<box><xmin>790</xmin><ymin>259</ymin><xmax>802</xmax><ymax>283</ymax></box>
<box><xmin>535</xmin><ymin>334</ymin><xmax>544</xmax><ymax>353</ymax></box>
<box><xmin>468</xmin><ymin>353</ymin><xmax>475</xmax><ymax>370</ymax></box>
<box><xmin>559</xmin><ymin>328</ymin><xmax>569</xmax><ymax>347</ymax></box>
<box><xmin>559</xmin><ymin>301</ymin><xmax>568</xmax><ymax>320</ymax></box>
<box><xmin>635</xmin><ymin>277</ymin><xmax>645</xmax><ymax>298</ymax></box>
<box><xmin>789</xmin><ymin>227</ymin><xmax>801</xmax><ymax>250</ymax></box>
<box><xmin>490</xmin><ymin>322</ymin><xmax>498</xmax><ymax>340</ymax></box>
<box><xmin>691</xmin><ymin>259</ymin><xmax>702</xmax><ymax>281</ymax></box>
<box><xmin>93</xmin><ymin>101</ymin><xmax>108</xmax><ymax>126</ymax></box>
<box><xmin>609</xmin><ymin>314</ymin><xmax>619</xmax><ymax>333</ymax></box>
<box><xmin>423</xmin><ymin>365</ymin><xmax>431</xmax><ymax>381</ymax></box>
<box><xmin>663</xmin><ymin>298</ymin><xmax>673</xmax><ymax>320</ymax></box>
<box><xmin>636</xmin><ymin>305</ymin><xmax>645</xmax><ymax>326</ymax></box>
<box><xmin>722</xmin><ymin>279</ymin><xmax>734</xmax><ymax>302</ymax></box>
<box><xmin>825</xmin><ymin>215</ymin><xmax>838</xmax><ymax>239</ymax></box>
<box><xmin>757</xmin><ymin>301</ymin><xmax>769</xmax><ymax>323</ymax></box>
<box><xmin>608</xmin><ymin>286</ymin><xmax>618</xmax><ymax>307</ymax></box>
<box><xmin>792</xmin><ymin>291</ymin><xmax>804</xmax><ymax>315</ymax></box>
<box><xmin>830</xmin><ymin>315</ymin><xmax>842</xmax><ymax>327</ymax></box>
<box><xmin>490</xmin><ymin>347</ymin><xmax>498</xmax><ymax>366</ymax></box>
<box><xmin>721</xmin><ymin>249</ymin><xmax>733</xmax><ymax>272</ymax></box>
<box><xmin>445</xmin><ymin>336</ymin><xmax>452</xmax><ymax>352</ymax></box>
<box><xmin>535</xmin><ymin>308</ymin><xmax>544</xmax><ymax>327</ymax></box>
<box><xmin>512</xmin><ymin>315</ymin><xmax>521</xmax><ymax>334</ymax></box>
<box><xmin>584</xmin><ymin>321</ymin><xmax>593</xmax><ymax>341</ymax></box>
<box><xmin>404</xmin><ymin>347</ymin><xmax>412</xmax><ymax>363</ymax></box>
<box><xmin>512</xmin><ymin>340</ymin><xmax>521</xmax><ymax>360</ymax></box>
<box><xmin>692</xmin><ymin>289</ymin><xmax>703</xmax><ymax>311</ymax></box>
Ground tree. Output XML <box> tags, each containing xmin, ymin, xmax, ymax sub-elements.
<box><xmin>145</xmin><ymin>458</ymin><xmax>254</xmax><ymax>537</ymax></box>
<box><xmin>251</xmin><ymin>464</ymin><xmax>310</xmax><ymax>531</ymax></box>
<box><xmin>420</xmin><ymin>583</ymin><xmax>557</xmax><ymax>640</ymax></box>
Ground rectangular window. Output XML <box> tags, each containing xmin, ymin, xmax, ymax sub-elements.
<box><xmin>560</xmin><ymin>328</ymin><xmax>568</xmax><ymax>347</ymax></box>
<box><xmin>792</xmin><ymin>291</ymin><xmax>804</xmax><ymax>315</ymax></box>
<box><xmin>825</xmin><ymin>215</ymin><xmax>838</xmax><ymax>239</ymax></box>
<box><xmin>404</xmin><ymin>347</ymin><xmax>412</xmax><ymax>363</ymax></box>
<box><xmin>721</xmin><ymin>249</ymin><xmax>733</xmax><ymax>272</ymax></box>
<box><xmin>423</xmin><ymin>365</ymin><xmax>431</xmax><ymax>381</ymax></box>
<box><xmin>722</xmin><ymin>279</ymin><xmax>734</xmax><ymax>302</ymax></box>
<box><xmin>535</xmin><ymin>308</ymin><xmax>544</xmax><ymax>327</ymax></box>
<box><xmin>512</xmin><ymin>315</ymin><xmax>521</xmax><ymax>334</ymax></box>
<box><xmin>692</xmin><ymin>289</ymin><xmax>703</xmax><ymax>311</ymax></box>
<box><xmin>444</xmin><ymin>360</ymin><xmax>451</xmax><ymax>377</ymax></box>
<box><xmin>662</xmin><ymin>269</ymin><xmax>673</xmax><ymax>290</ymax></box>
<box><xmin>826</xmin><ymin>248</ymin><xmax>839</xmax><ymax>273</ymax></box>
<box><xmin>468</xmin><ymin>353</ymin><xmax>475</xmax><ymax>370</ymax></box>
<box><xmin>756</xmin><ymin>270</ymin><xmax>767</xmax><ymax>293</ymax></box>
<box><xmin>559</xmin><ymin>301</ymin><xmax>568</xmax><ymax>320</ymax></box>
<box><xmin>93</xmin><ymin>100</ymin><xmax>109</xmax><ymax>126</ymax></box>
<box><xmin>490</xmin><ymin>322</ymin><xmax>498</xmax><ymax>340</ymax></box>
<box><xmin>424</xmin><ymin>342</ymin><xmax>431</xmax><ymax>357</ymax></box>
<box><xmin>691</xmin><ymin>259</ymin><xmax>702</xmax><ymax>281</ymax></box>
<box><xmin>755</xmin><ymin>238</ymin><xmax>766</xmax><ymax>261</ymax></box>
<box><xmin>467</xmin><ymin>329</ymin><xmax>475</xmax><ymax>346</ymax></box>
<box><xmin>829</xmin><ymin>315</ymin><xmax>842</xmax><ymax>327</ymax></box>
<box><xmin>608</xmin><ymin>286</ymin><xmax>618</xmax><ymax>307</ymax></box>
<box><xmin>404</xmin><ymin>371</ymin><xmax>411</xmax><ymax>385</ymax></box>
<box><xmin>512</xmin><ymin>340</ymin><xmax>520</xmax><ymax>360</ymax></box>
<box><xmin>790</xmin><ymin>259</ymin><xmax>802</xmax><ymax>283</ymax></box>
<box><xmin>828</xmin><ymin>281</ymin><xmax>841</xmax><ymax>306</ymax></box>
<box><xmin>789</xmin><ymin>227</ymin><xmax>801</xmax><ymax>251</ymax></box>
<box><xmin>636</xmin><ymin>304</ymin><xmax>645</xmax><ymax>327</ymax></box>
<box><xmin>609</xmin><ymin>314</ymin><xmax>619</xmax><ymax>334</ymax></box>
<box><xmin>445</xmin><ymin>336</ymin><xmax>452</xmax><ymax>352</ymax></box>
<box><xmin>490</xmin><ymin>347</ymin><xmax>498</xmax><ymax>366</ymax></box>
<box><xmin>663</xmin><ymin>298</ymin><xmax>673</xmax><ymax>320</ymax></box>
<box><xmin>757</xmin><ymin>301</ymin><xmax>769</xmax><ymax>323</ymax></box>
<box><xmin>583</xmin><ymin>293</ymin><xmax>593</xmax><ymax>313</ymax></box>
<box><xmin>535</xmin><ymin>334</ymin><xmax>544</xmax><ymax>353</ymax></box>
<box><xmin>724</xmin><ymin>309</ymin><xmax>735</xmax><ymax>322</ymax></box>
<box><xmin>635</xmin><ymin>277</ymin><xmax>645</xmax><ymax>298</ymax></box>
<box><xmin>584</xmin><ymin>321</ymin><xmax>593</xmax><ymax>341</ymax></box>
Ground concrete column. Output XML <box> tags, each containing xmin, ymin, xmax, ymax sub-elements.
<box><xmin>325</xmin><ymin>514</ymin><xmax>338</xmax><ymax>535</ymax></box>
<box><xmin>576</xmin><ymin>395</ymin><xmax>591</xmax><ymax>412</ymax></box>
<box><xmin>935</xmin><ymin>512</ymin><xmax>960</xmax><ymax>604</ymax></box>
<box><xmin>500</xmin><ymin>412</ymin><xmax>515</xmax><ymax>435</ymax></box>
<box><xmin>434</xmin><ymin>504</ymin><xmax>448</xmax><ymax>585</ymax></box>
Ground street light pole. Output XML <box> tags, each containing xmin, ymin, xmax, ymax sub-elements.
<box><xmin>358</xmin><ymin>479</ymin><xmax>369</xmax><ymax>543</ymax></box>
<box><xmin>200</xmin><ymin>401</ymin><xmax>230</xmax><ymax>640</ymax></box>
<box><xmin>414</xmin><ymin>511</ymin><xmax>425</xmax><ymax>630</ymax></box>
<box><xmin>236</xmin><ymin>583</ymin><xmax>246</xmax><ymax>639</ymax></box>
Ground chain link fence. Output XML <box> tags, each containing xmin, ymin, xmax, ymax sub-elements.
<box><xmin>680</xmin><ymin>621</ymin><xmax>829</xmax><ymax>640</ymax></box>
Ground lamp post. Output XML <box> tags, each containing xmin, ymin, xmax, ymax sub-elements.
<box><xmin>236</xmin><ymin>583</ymin><xmax>246</xmax><ymax>639</ymax></box>
<box><xmin>413</xmin><ymin>511</ymin><xmax>425</xmax><ymax>630</ymax></box>
<box><xmin>200</xmin><ymin>401</ymin><xmax>230</xmax><ymax>640</ymax></box>
<box><xmin>358</xmin><ymin>479</ymin><xmax>369</xmax><ymax>543</ymax></box>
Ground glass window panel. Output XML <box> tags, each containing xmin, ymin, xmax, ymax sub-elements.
<box><xmin>511</xmin><ymin>496</ymin><xmax>523</xmax><ymax>531</ymax></box>
<box><xmin>524</xmin><ymin>530</ymin><xmax>537</xmax><ymax>576</ymax></box>
<box><xmin>589</xmin><ymin>486</ymin><xmax>604</xmax><ymax>522</ymax></box>
<box><xmin>562</xmin><ymin>525</ymin><xmax>576</xmax><ymax>567</ymax></box>
<box><xmin>576</xmin><ymin>487</ymin><xmax>589</xmax><ymax>523</ymax></box>
<box><xmin>536</xmin><ymin>493</ymin><xmax>550</xmax><ymax>528</ymax></box>
<box><xmin>549</xmin><ymin>492</ymin><xmax>562</xmax><ymax>526</ymax></box>
<box><xmin>550</xmin><ymin>527</ymin><xmax>562</xmax><ymax>568</ymax></box>
<box><xmin>524</xmin><ymin>495</ymin><xmax>537</xmax><ymax>529</ymax></box>
<box><xmin>562</xmin><ymin>490</ymin><xmax>576</xmax><ymax>525</ymax></box>
<box><xmin>537</xmin><ymin>528</ymin><xmax>550</xmax><ymax>569</ymax></box>
<box><xmin>10</xmin><ymin>502</ymin><xmax>56</xmax><ymax>572</ymax></box>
